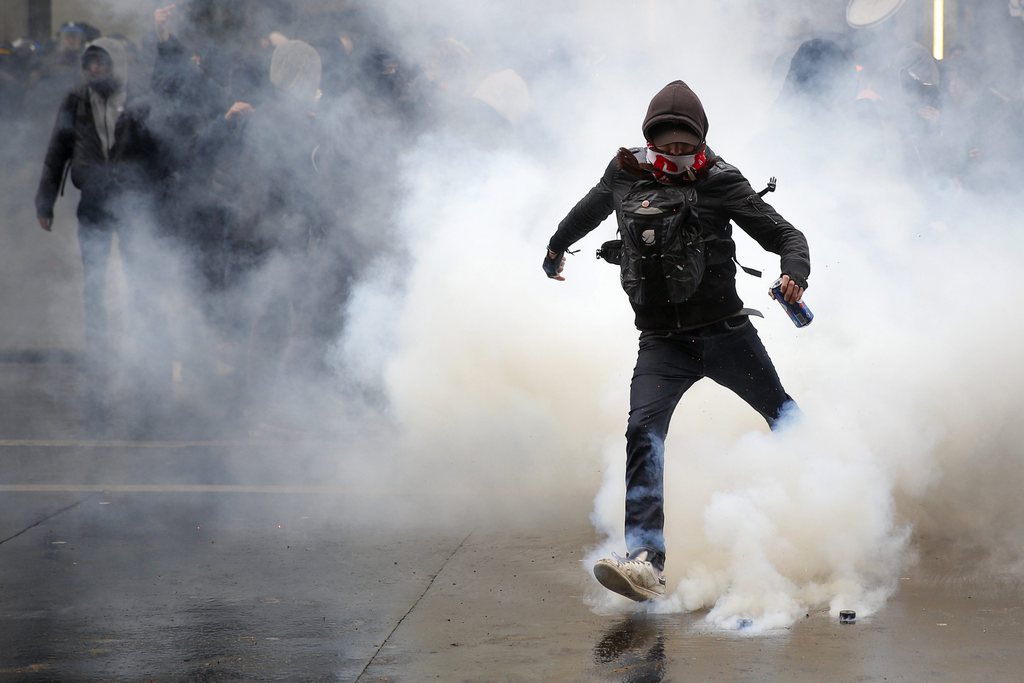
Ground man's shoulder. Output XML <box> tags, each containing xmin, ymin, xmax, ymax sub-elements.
<box><xmin>49</xmin><ymin>87</ymin><xmax>88</xmax><ymax>125</ymax></box>
<box><xmin>698</xmin><ymin>156</ymin><xmax>752</xmax><ymax>193</ymax></box>
<box><xmin>60</xmin><ymin>85</ymin><xmax>89</xmax><ymax>106</ymax></box>
<box><xmin>704</xmin><ymin>156</ymin><xmax>744</xmax><ymax>181</ymax></box>
<box><xmin>594</xmin><ymin>147</ymin><xmax>632</xmax><ymax>184</ymax></box>
<box><xmin>607</xmin><ymin>146</ymin><xmax>644</xmax><ymax>166</ymax></box>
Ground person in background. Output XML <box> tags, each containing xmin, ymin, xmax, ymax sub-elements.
<box><xmin>190</xmin><ymin>39</ymin><xmax>337</xmax><ymax>425</ymax></box>
<box><xmin>34</xmin><ymin>37</ymin><xmax>166</xmax><ymax>431</ymax></box>
<box><xmin>33</xmin><ymin>22</ymin><xmax>102</xmax><ymax>106</ymax></box>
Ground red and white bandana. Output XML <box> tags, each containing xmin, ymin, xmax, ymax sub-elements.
<box><xmin>645</xmin><ymin>143</ymin><xmax>708</xmax><ymax>181</ymax></box>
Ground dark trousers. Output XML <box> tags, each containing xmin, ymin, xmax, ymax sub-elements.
<box><xmin>624</xmin><ymin>316</ymin><xmax>796</xmax><ymax>571</ymax></box>
<box><xmin>78</xmin><ymin>209</ymin><xmax>167</xmax><ymax>421</ymax></box>
<box><xmin>78</xmin><ymin>219</ymin><xmax>119</xmax><ymax>410</ymax></box>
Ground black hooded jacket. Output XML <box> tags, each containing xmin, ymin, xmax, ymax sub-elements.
<box><xmin>548</xmin><ymin>81</ymin><xmax>810</xmax><ymax>332</ymax></box>
<box><xmin>35</xmin><ymin>39</ymin><xmax>164</xmax><ymax>221</ymax></box>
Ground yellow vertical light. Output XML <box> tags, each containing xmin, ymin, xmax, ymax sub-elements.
<box><xmin>933</xmin><ymin>0</ymin><xmax>945</xmax><ymax>60</ymax></box>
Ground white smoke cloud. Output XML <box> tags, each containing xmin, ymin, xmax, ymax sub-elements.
<box><xmin>9</xmin><ymin>0</ymin><xmax>1023</xmax><ymax>632</ymax></box>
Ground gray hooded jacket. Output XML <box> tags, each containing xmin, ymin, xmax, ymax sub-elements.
<box><xmin>85</xmin><ymin>37</ymin><xmax>129</xmax><ymax>158</ymax></box>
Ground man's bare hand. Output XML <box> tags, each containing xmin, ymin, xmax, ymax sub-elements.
<box><xmin>38</xmin><ymin>217</ymin><xmax>53</xmax><ymax>232</ymax></box>
<box><xmin>778</xmin><ymin>274</ymin><xmax>805</xmax><ymax>304</ymax></box>
<box><xmin>224</xmin><ymin>101</ymin><xmax>254</xmax><ymax>121</ymax></box>
<box><xmin>155</xmin><ymin>4</ymin><xmax>176</xmax><ymax>43</ymax></box>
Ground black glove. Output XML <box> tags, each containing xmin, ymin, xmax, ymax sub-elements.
<box><xmin>542</xmin><ymin>247</ymin><xmax>565</xmax><ymax>279</ymax></box>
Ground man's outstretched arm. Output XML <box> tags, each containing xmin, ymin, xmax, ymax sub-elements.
<box><xmin>544</xmin><ymin>159</ymin><xmax>617</xmax><ymax>280</ymax></box>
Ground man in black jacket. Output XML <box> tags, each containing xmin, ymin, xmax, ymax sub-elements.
<box><xmin>35</xmin><ymin>38</ymin><xmax>164</xmax><ymax>426</ymax></box>
<box><xmin>544</xmin><ymin>80</ymin><xmax>810</xmax><ymax>602</ymax></box>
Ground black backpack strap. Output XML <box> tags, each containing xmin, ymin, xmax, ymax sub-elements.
<box><xmin>733</xmin><ymin>177</ymin><xmax>778</xmax><ymax>277</ymax></box>
<box><xmin>733</xmin><ymin>255</ymin><xmax>762</xmax><ymax>278</ymax></box>
<box><xmin>58</xmin><ymin>90</ymin><xmax>88</xmax><ymax>198</ymax></box>
<box><xmin>58</xmin><ymin>159</ymin><xmax>71</xmax><ymax>197</ymax></box>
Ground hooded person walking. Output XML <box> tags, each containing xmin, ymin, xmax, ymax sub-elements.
<box><xmin>544</xmin><ymin>80</ymin><xmax>811</xmax><ymax>602</ymax></box>
<box><xmin>35</xmin><ymin>37</ymin><xmax>165</xmax><ymax>430</ymax></box>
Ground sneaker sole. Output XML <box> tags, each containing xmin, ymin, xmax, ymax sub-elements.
<box><xmin>593</xmin><ymin>561</ymin><xmax>664</xmax><ymax>602</ymax></box>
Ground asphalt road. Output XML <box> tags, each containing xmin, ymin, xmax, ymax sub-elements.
<box><xmin>2</xmin><ymin>360</ymin><xmax>1024</xmax><ymax>681</ymax></box>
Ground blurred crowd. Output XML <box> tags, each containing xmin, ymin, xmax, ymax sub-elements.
<box><xmin>1</xmin><ymin>2</ymin><xmax>539</xmax><ymax>436</ymax></box>
<box><xmin>774</xmin><ymin>2</ymin><xmax>1024</xmax><ymax>193</ymax></box>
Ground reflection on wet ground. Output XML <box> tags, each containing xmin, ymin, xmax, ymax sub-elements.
<box><xmin>593</xmin><ymin>615</ymin><xmax>666</xmax><ymax>683</ymax></box>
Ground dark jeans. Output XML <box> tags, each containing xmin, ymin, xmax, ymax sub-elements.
<box><xmin>78</xmin><ymin>210</ymin><xmax>167</xmax><ymax>420</ymax></box>
<box><xmin>624</xmin><ymin>316</ymin><xmax>796</xmax><ymax>571</ymax></box>
<box><xmin>78</xmin><ymin>219</ymin><xmax>120</xmax><ymax>410</ymax></box>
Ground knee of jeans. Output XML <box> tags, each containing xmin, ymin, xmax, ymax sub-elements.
<box><xmin>625</xmin><ymin>419</ymin><xmax>648</xmax><ymax>443</ymax></box>
<box><xmin>625</xmin><ymin>420</ymin><xmax>668</xmax><ymax>453</ymax></box>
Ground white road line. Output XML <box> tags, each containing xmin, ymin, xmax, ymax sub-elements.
<box><xmin>0</xmin><ymin>484</ymin><xmax>348</xmax><ymax>494</ymax></box>
<box><xmin>0</xmin><ymin>439</ymin><xmax>329</xmax><ymax>448</ymax></box>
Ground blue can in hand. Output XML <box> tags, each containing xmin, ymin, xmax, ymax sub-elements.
<box><xmin>769</xmin><ymin>278</ymin><xmax>813</xmax><ymax>327</ymax></box>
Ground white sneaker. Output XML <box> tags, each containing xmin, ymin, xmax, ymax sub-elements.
<box><xmin>593</xmin><ymin>551</ymin><xmax>666</xmax><ymax>602</ymax></box>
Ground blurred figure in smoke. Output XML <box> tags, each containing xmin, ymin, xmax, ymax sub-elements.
<box><xmin>359</xmin><ymin>46</ymin><xmax>418</xmax><ymax>122</ymax></box>
<box><xmin>771</xmin><ymin>37</ymin><xmax>886</xmax><ymax>170</ymax></box>
<box><xmin>404</xmin><ymin>36</ymin><xmax>535</xmax><ymax>144</ymax></box>
<box><xmin>0</xmin><ymin>42</ymin><xmax>18</xmax><ymax>120</ymax></box>
<box><xmin>197</xmin><ymin>39</ymin><xmax>337</xmax><ymax>427</ymax></box>
<box><xmin>890</xmin><ymin>42</ymin><xmax>944</xmax><ymax>172</ymax></box>
<box><xmin>1</xmin><ymin>39</ymin><xmax>44</xmax><ymax>119</ymax></box>
<box><xmin>148</xmin><ymin>4</ymin><xmax>232</xmax><ymax>270</ymax></box>
<box><xmin>544</xmin><ymin>81</ymin><xmax>811</xmax><ymax>602</ymax></box>
<box><xmin>51</xmin><ymin>22</ymin><xmax>101</xmax><ymax>68</ymax></box>
<box><xmin>940</xmin><ymin>14</ymin><xmax>1024</xmax><ymax>192</ymax></box>
<box><xmin>34</xmin><ymin>38</ymin><xmax>166</xmax><ymax>431</ymax></box>
<box><xmin>407</xmin><ymin>36</ymin><xmax>478</xmax><ymax>130</ymax></box>
<box><xmin>778</xmin><ymin>38</ymin><xmax>858</xmax><ymax>114</ymax></box>
<box><xmin>32</xmin><ymin>23</ymin><xmax>102</xmax><ymax>108</ymax></box>
<box><xmin>469</xmin><ymin>68</ymin><xmax>534</xmax><ymax>133</ymax></box>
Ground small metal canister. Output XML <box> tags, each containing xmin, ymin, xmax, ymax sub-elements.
<box><xmin>769</xmin><ymin>278</ymin><xmax>813</xmax><ymax>327</ymax></box>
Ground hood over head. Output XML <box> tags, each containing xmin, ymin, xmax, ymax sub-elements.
<box><xmin>780</xmin><ymin>38</ymin><xmax>857</xmax><ymax>109</ymax></box>
<box><xmin>893</xmin><ymin>42</ymin><xmax>939</xmax><ymax>87</ymax></box>
<box><xmin>893</xmin><ymin>42</ymin><xmax>940</xmax><ymax>107</ymax></box>
<box><xmin>270</xmin><ymin>39</ymin><xmax>322</xmax><ymax>103</ymax></box>
<box><xmin>81</xmin><ymin>37</ymin><xmax>128</xmax><ymax>90</ymax></box>
<box><xmin>642</xmin><ymin>80</ymin><xmax>708</xmax><ymax>147</ymax></box>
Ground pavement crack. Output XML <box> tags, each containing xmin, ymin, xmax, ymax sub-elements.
<box><xmin>0</xmin><ymin>495</ymin><xmax>95</xmax><ymax>546</ymax></box>
<box><xmin>355</xmin><ymin>529</ymin><xmax>474</xmax><ymax>682</ymax></box>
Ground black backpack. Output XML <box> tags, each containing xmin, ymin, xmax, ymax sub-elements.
<box><xmin>601</xmin><ymin>180</ymin><xmax>704</xmax><ymax>306</ymax></box>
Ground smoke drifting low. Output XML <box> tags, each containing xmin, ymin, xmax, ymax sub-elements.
<box><xmin>4</xmin><ymin>0</ymin><xmax>1023</xmax><ymax>632</ymax></box>
<box><xmin>358</xmin><ymin>0</ymin><xmax>1024</xmax><ymax>628</ymax></box>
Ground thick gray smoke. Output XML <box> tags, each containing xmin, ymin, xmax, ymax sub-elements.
<box><xmin>3</xmin><ymin>0</ymin><xmax>1023</xmax><ymax>632</ymax></box>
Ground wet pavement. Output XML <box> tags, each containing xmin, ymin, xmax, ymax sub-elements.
<box><xmin>3</xmin><ymin>360</ymin><xmax>1024</xmax><ymax>681</ymax></box>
